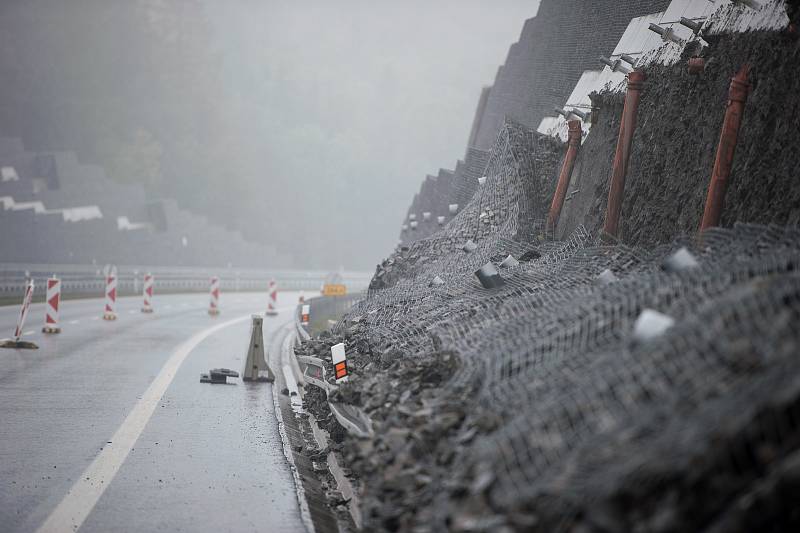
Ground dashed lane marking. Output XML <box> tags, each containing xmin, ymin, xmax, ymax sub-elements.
<box><xmin>35</xmin><ymin>314</ymin><xmax>251</xmax><ymax>533</ymax></box>
<box><xmin>69</xmin><ymin>320</ymin><xmax>80</xmax><ymax>325</ymax></box>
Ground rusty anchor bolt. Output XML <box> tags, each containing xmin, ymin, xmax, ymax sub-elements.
<box><xmin>648</xmin><ymin>23</ymin><xmax>686</xmax><ymax>46</ymax></box>
<box><xmin>554</xmin><ymin>106</ymin><xmax>571</xmax><ymax>118</ymax></box>
<box><xmin>699</xmin><ymin>64</ymin><xmax>751</xmax><ymax>231</ymax></box>
<box><xmin>687</xmin><ymin>57</ymin><xmax>705</xmax><ymax>75</ymax></box>
<box><xmin>570</xmin><ymin>108</ymin><xmax>591</xmax><ymax>121</ymax></box>
<box><xmin>600</xmin><ymin>56</ymin><xmax>632</xmax><ymax>74</ymax></box>
<box><xmin>679</xmin><ymin>17</ymin><xmax>704</xmax><ymax>34</ymax></box>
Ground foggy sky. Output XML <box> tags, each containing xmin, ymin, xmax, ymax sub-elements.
<box><xmin>0</xmin><ymin>0</ymin><xmax>540</xmax><ymax>271</ymax></box>
<box><xmin>201</xmin><ymin>0</ymin><xmax>540</xmax><ymax>269</ymax></box>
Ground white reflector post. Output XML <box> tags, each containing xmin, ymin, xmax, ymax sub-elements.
<box><xmin>103</xmin><ymin>271</ymin><xmax>117</xmax><ymax>321</ymax></box>
<box><xmin>331</xmin><ymin>342</ymin><xmax>348</xmax><ymax>383</ymax></box>
<box><xmin>141</xmin><ymin>273</ymin><xmax>154</xmax><ymax>313</ymax></box>
<box><xmin>208</xmin><ymin>276</ymin><xmax>220</xmax><ymax>316</ymax></box>
<box><xmin>266</xmin><ymin>278</ymin><xmax>278</xmax><ymax>316</ymax></box>
<box><xmin>14</xmin><ymin>279</ymin><xmax>35</xmax><ymax>340</ymax></box>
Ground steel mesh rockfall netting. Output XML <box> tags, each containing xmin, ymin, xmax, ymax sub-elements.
<box><xmin>317</xmin><ymin>119</ymin><xmax>800</xmax><ymax>532</ymax></box>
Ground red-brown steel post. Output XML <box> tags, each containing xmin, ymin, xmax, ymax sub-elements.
<box><xmin>547</xmin><ymin>120</ymin><xmax>583</xmax><ymax>233</ymax></box>
<box><xmin>602</xmin><ymin>70</ymin><xmax>646</xmax><ymax>239</ymax></box>
<box><xmin>699</xmin><ymin>65</ymin><xmax>751</xmax><ymax>232</ymax></box>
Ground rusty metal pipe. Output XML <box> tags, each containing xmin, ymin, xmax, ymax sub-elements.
<box><xmin>699</xmin><ymin>64</ymin><xmax>751</xmax><ymax>232</ymax></box>
<box><xmin>547</xmin><ymin>120</ymin><xmax>583</xmax><ymax>232</ymax></box>
<box><xmin>603</xmin><ymin>70</ymin><xmax>646</xmax><ymax>239</ymax></box>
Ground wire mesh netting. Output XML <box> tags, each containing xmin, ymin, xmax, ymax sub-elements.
<box><xmin>323</xmin><ymin>118</ymin><xmax>800</xmax><ymax>531</ymax></box>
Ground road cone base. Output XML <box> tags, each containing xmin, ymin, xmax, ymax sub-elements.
<box><xmin>42</xmin><ymin>326</ymin><xmax>61</xmax><ymax>334</ymax></box>
<box><xmin>103</xmin><ymin>312</ymin><xmax>117</xmax><ymax>321</ymax></box>
<box><xmin>0</xmin><ymin>339</ymin><xmax>39</xmax><ymax>349</ymax></box>
<box><xmin>208</xmin><ymin>309</ymin><xmax>220</xmax><ymax>316</ymax></box>
<box><xmin>141</xmin><ymin>307</ymin><xmax>154</xmax><ymax>313</ymax></box>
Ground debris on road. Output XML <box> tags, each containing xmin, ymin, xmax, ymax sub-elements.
<box><xmin>200</xmin><ymin>368</ymin><xmax>239</xmax><ymax>384</ymax></box>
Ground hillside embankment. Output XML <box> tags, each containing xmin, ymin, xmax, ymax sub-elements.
<box><xmin>298</xmin><ymin>24</ymin><xmax>800</xmax><ymax>533</ymax></box>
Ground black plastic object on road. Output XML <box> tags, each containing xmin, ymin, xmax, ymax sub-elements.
<box><xmin>475</xmin><ymin>262</ymin><xmax>505</xmax><ymax>289</ymax></box>
<box><xmin>0</xmin><ymin>339</ymin><xmax>39</xmax><ymax>349</ymax></box>
<box><xmin>200</xmin><ymin>368</ymin><xmax>239</xmax><ymax>384</ymax></box>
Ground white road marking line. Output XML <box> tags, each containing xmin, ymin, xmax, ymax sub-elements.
<box><xmin>36</xmin><ymin>314</ymin><xmax>251</xmax><ymax>533</ymax></box>
<box><xmin>23</xmin><ymin>330</ymin><xmax>34</xmax><ymax>336</ymax></box>
<box><xmin>69</xmin><ymin>320</ymin><xmax>80</xmax><ymax>325</ymax></box>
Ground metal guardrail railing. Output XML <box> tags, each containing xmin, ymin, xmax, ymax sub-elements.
<box><xmin>297</xmin><ymin>293</ymin><xmax>364</xmax><ymax>336</ymax></box>
<box><xmin>293</xmin><ymin>294</ymin><xmax>373</xmax><ymax>439</ymax></box>
<box><xmin>0</xmin><ymin>263</ymin><xmax>372</xmax><ymax>302</ymax></box>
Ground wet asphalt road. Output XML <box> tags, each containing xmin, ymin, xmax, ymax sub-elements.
<box><xmin>0</xmin><ymin>291</ymin><xmax>308</xmax><ymax>532</ymax></box>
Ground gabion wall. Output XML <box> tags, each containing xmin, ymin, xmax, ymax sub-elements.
<box><xmin>317</xmin><ymin>116</ymin><xmax>800</xmax><ymax>531</ymax></box>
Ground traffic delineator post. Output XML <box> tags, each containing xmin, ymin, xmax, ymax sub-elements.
<box><xmin>298</xmin><ymin>292</ymin><xmax>305</xmax><ymax>304</ymax></box>
<box><xmin>1</xmin><ymin>279</ymin><xmax>38</xmax><ymax>349</ymax></box>
<box><xmin>266</xmin><ymin>278</ymin><xmax>278</xmax><ymax>316</ymax></box>
<box><xmin>208</xmin><ymin>276</ymin><xmax>220</xmax><ymax>316</ymax></box>
<box><xmin>331</xmin><ymin>342</ymin><xmax>348</xmax><ymax>383</ymax></box>
<box><xmin>242</xmin><ymin>315</ymin><xmax>275</xmax><ymax>382</ymax></box>
<box><xmin>301</xmin><ymin>304</ymin><xmax>310</xmax><ymax>327</ymax></box>
<box><xmin>141</xmin><ymin>273</ymin><xmax>154</xmax><ymax>313</ymax></box>
<box><xmin>103</xmin><ymin>269</ymin><xmax>117</xmax><ymax>321</ymax></box>
<box><xmin>42</xmin><ymin>276</ymin><xmax>61</xmax><ymax>333</ymax></box>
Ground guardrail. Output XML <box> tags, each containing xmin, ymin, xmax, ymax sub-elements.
<box><xmin>293</xmin><ymin>294</ymin><xmax>373</xmax><ymax>439</ymax></box>
<box><xmin>295</xmin><ymin>293</ymin><xmax>363</xmax><ymax>337</ymax></box>
<box><xmin>0</xmin><ymin>263</ymin><xmax>372</xmax><ymax>303</ymax></box>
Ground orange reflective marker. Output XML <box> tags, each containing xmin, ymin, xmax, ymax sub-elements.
<box><xmin>334</xmin><ymin>361</ymin><xmax>348</xmax><ymax>380</ymax></box>
<box><xmin>331</xmin><ymin>342</ymin><xmax>348</xmax><ymax>383</ymax></box>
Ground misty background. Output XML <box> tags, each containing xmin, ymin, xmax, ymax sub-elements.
<box><xmin>0</xmin><ymin>0</ymin><xmax>539</xmax><ymax>270</ymax></box>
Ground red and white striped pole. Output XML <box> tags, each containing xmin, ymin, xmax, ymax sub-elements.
<box><xmin>141</xmin><ymin>273</ymin><xmax>154</xmax><ymax>313</ymax></box>
<box><xmin>14</xmin><ymin>280</ymin><xmax>35</xmax><ymax>341</ymax></box>
<box><xmin>103</xmin><ymin>271</ymin><xmax>117</xmax><ymax>320</ymax></box>
<box><xmin>42</xmin><ymin>276</ymin><xmax>61</xmax><ymax>333</ymax></box>
<box><xmin>266</xmin><ymin>278</ymin><xmax>278</xmax><ymax>316</ymax></box>
<box><xmin>208</xmin><ymin>276</ymin><xmax>220</xmax><ymax>316</ymax></box>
